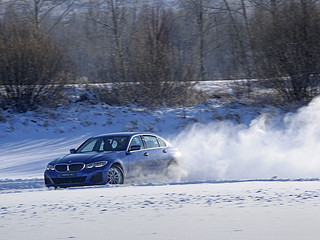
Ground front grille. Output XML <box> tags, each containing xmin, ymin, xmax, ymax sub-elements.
<box><xmin>55</xmin><ymin>164</ymin><xmax>68</xmax><ymax>172</ymax></box>
<box><xmin>55</xmin><ymin>163</ymin><xmax>85</xmax><ymax>172</ymax></box>
<box><xmin>52</xmin><ymin>177</ymin><xmax>87</xmax><ymax>184</ymax></box>
<box><xmin>69</xmin><ymin>164</ymin><xmax>85</xmax><ymax>171</ymax></box>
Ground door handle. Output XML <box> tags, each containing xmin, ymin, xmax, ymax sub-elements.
<box><xmin>144</xmin><ymin>152</ymin><xmax>149</xmax><ymax>156</ymax></box>
<box><xmin>163</xmin><ymin>149</ymin><xmax>167</xmax><ymax>153</ymax></box>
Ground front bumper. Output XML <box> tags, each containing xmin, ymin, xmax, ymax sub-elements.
<box><xmin>44</xmin><ymin>166</ymin><xmax>108</xmax><ymax>188</ymax></box>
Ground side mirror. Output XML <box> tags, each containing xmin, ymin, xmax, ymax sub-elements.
<box><xmin>70</xmin><ymin>148</ymin><xmax>76</xmax><ymax>154</ymax></box>
<box><xmin>129</xmin><ymin>145</ymin><xmax>141</xmax><ymax>152</ymax></box>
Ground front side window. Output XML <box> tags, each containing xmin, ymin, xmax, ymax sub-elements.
<box><xmin>129</xmin><ymin>136</ymin><xmax>145</xmax><ymax>149</ymax></box>
<box><xmin>77</xmin><ymin>136</ymin><xmax>128</xmax><ymax>153</ymax></box>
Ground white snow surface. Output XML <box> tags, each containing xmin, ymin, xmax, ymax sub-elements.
<box><xmin>1</xmin><ymin>181</ymin><xmax>320</xmax><ymax>240</ymax></box>
<box><xmin>1</xmin><ymin>86</ymin><xmax>320</xmax><ymax>239</ymax></box>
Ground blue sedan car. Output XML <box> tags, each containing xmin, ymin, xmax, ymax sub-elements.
<box><xmin>44</xmin><ymin>132</ymin><xmax>180</xmax><ymax>188</ymax></box>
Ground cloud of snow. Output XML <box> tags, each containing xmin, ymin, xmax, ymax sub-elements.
<box><xmin>173</xmin><ymin>97</ymin><xmax>320</xmax><ymax>180</ymax></box>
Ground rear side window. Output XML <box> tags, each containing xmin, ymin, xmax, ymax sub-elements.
<box><xmin>157</xmin><ymin>137</ymin><xmax>166</xmax><ymax>147</ymax></box>
<box><xmin>143</xmin><ymin>135</ymin><xmax>160</xmax><ymax>149</ymax></box>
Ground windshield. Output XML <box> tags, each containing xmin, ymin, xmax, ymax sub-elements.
<box><xmin>77</xmin><ymin>136</ymin><xmax>128</xmax><ymax>153</ymax></box>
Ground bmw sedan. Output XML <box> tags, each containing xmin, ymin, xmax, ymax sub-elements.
<box><xmin>44</xmin><ymin>132</ymin><xmax>180</xmax><ymax>188</ymax></box>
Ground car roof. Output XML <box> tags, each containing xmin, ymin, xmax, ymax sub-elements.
<box><xmin>94</xmin><ymin>132</ymin><xmax>152</xmax><ymax>138</ymax></box>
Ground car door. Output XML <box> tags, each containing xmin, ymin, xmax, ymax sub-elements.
<box><xmin>125</xmin><ymin>135</ymin><xmax>150</xmax><ymax>177</ymax></box>
<box><xmin>156</xmin><ymin>136</ymin><xmax>172</xmax><ymax>168</ymax></box>
<box><xmin>141</xmin><ymin>135</ymin><xmax>168</xmax><ymax>173</ymax></box>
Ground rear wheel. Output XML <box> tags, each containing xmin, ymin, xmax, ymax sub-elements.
<box><xmin>166</xmin><ymin>161</ymin><xmax>180</xmax><ymax>181</ymax></box>
<box><xmin>107</xmin><ymin>166</ymin><xmax>124</xmax><ymax>184</ymax></box>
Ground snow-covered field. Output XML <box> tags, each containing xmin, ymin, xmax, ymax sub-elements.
<box><xmin>1</xmin><ymin>84</ymin><xmax>320</xmax><ymax>239</ymax></box>
<box><xmin>1</xmin><ymin>181</ymin><xmax>320</xmax><ymax>240</ymax></box>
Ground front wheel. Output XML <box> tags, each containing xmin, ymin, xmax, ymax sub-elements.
<box><xmin>107</xmin><ymin>166</ymin><xmax>124</xmax><ymax>184</ymax></box>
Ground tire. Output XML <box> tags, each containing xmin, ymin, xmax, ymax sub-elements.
<box><xmin>107</xmin><ymin>165</ymin><xmax>124</xmax><ymax>184</ymax></box>
<box><xmin>166</xmin><ymin>160</ymin><xmax>180</xmax><ymax>181</ymax></box>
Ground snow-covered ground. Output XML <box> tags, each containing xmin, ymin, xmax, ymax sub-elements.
<box><xmin>1</xmin><ymin>83</ymin><xmax>320</xmax><ymax>239</ymax></box>
<box><xmin>1</xmin><ymin>181</ymin><xmax>320</xmax><ymax>240</ymax></box>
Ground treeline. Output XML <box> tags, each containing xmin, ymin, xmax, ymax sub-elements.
<box><xmin>1</xmin><ymin>0</ymin><xmax>320</xmax><ymax>112</ymax></box>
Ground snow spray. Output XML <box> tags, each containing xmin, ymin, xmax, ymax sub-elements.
<box><xmin>173</xmin><ymin>97</ymin><xmax>320</xmax><ymax>180</ymax></box>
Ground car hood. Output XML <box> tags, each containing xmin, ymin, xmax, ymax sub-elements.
<box><xmin>50</xmin><ymin>151</ymin><xmax>119</xmax><ymax>165</ymax></box>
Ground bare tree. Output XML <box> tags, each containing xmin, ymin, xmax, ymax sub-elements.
<box><xmin>93</xmin><ymin>3</ymin><xmax>203</xmax><ymax>108</ymax></box>
<box><xmin>0</xmin><ymin>22</ymin><xmax>72</xmax><ymax>112</ymax></box>
<box><xmin>6</xmin><ymin>0</ymin><xmax>77</xmax><ymax>33</ymax></box>
<box><xmin>88</xmin><ymin>0</ymin><xmax>129</xmax><ymax>82</ymax></box>
<box><xmin>250</xmin><ymin>0</ymin><xmax>320</xmax><ymax>101</ymax></box>
<box><xmin>178</xmin><ymin>0</ymin><xmax>216</xmax><ymax>81</ymax></box>
<box><xmin>127</xmin><ymin>4</ymin><xmax>180</xmax><ymax>105</ymax></box>
<box><xmin>219</xmin><ymin>0</ymin><xmax>256</xmax><ymax>98</ymax></box>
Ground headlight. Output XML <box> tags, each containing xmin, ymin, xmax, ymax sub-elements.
<box><xmin>46</xmin><ymin>164</ymin><xmax>55</xmax><ymax>171</ymax></box>
<box><xmin>86</xmin><ymin>161</ymin><xmax>108</xmax><ymax>169</ymax></box>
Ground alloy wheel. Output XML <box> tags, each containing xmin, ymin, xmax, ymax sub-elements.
<box><xmin>107</xmin><ymin>166</ymin><xmax>123</xmax><ymax>184</ymax></box>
